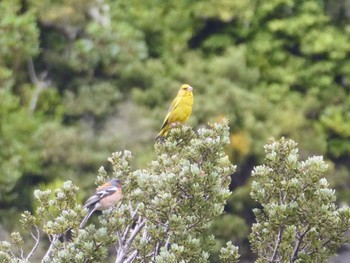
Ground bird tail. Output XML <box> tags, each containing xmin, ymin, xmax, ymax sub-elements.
<box><xmin>79</xmin><ymin>207</ymin><xmax>96</xmax><ymax>228</ymax></box>
<box><xmin>155</xmin><ymin>134</ymin><xmax>164</xmax><ymax>141</ymax></box>
<box><xmin>155</xmin><ymin>128</ymin><xmax>168</xmax><ymax>141</ymax></box>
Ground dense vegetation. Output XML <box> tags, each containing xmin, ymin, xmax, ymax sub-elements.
<box><xmin>1</xmin><ymin>0</ymin><xmax>350</xmax><ymax>261</ymax></box>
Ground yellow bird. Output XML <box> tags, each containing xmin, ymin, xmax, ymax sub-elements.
<box><xmin>156</xmin><ymin>84</ymin><xmax>194</xmax><ymax>140</ymax></box>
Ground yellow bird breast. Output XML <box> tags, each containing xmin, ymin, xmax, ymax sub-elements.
<box><xmin>168</xmin><ymin>93</ymin><xmax>193</xmax><ymax>124</ymax></box>
<box><xmin>156</xmin><ymin>84</ymin><xmax>194</xmax><ymax>140</ymax></box>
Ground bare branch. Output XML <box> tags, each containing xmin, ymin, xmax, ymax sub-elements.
<box><xmin>42</xmin><ymin>234</ymin><xmax>59</xmax><ymax>262</ymax></box>
<box><xmin>153</xmin><ymin>242</ymin><xmax>160</xmax><ymax>262</ymax></box>
<box><xmin>8</xmin><ymin>248</ymin><xmax>16</xmax><ymax>258</ymax></box>
<box><xmin>26</xmin><ymin>226</ymin><xmax>40</xmax><ymax>260</ymax></box>
<box><xmin>164</xmin><ymin>235</ymin><xmax>171</xmax><ymax>250</ymax></box>
<box><xmin>27</xmin><ymin>58</ymin><xmax>51</xmax><ymax>112</ymax></box>
<box><xmin>20</xmin><ymin>247</ymin><xmax>24</xmax><ymax>259</ymax></box>
<box><xmin>115</xmin><ymin>219</ymin><xmax>146</xmax><ymax>263</ymax></box>
<box><xmin>116</xmin><ymin>230</ymin><xmax>123</xmax><ymax>250</ymax></box>
<box><xmin>122</xmin><ymin>224</ymin><xmax>132</xmax><ymax>242</ymax></box>
<box><xmin>270</xmin><ymin>227</ymin><xmax>283</xmax><ymax>262</ymax></box>
<box><xmin>27</xmin><ymin>58</ymin><xmax>39</xmax><ymax>84</ymax></box>
<box><xmin>124</xmin><ymin>250</ymin><xmax>138</xmax><ymax>263</ymax></box>
<box><xmin>132</xmin><ymin>207</ymin><xmax>139</xmax><ymax>220</ymax></box>
<box><xmin>129</xmin><ymin>202</ymin><xmax>134</xmax><ymax>216</ymax></box>
<box><xmin>290</xmin><ymin>225</ymin><xmax>311</xmax><ymax>262</ymax></box>
<box><xmin>126</xmin><ymin>221</ymin><xmax>146</xmax><ymax>252</ymax></box>
<box><xmin>321</xmin><ymin>239</ymin><xmax>331</xmax><ymax>248</ymax></box>
<box><xmin>121</xmin><ymin>204</ymin><xmax>140</xmax><ymax>242</ymax></box>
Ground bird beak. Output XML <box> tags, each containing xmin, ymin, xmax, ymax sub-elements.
<box><xmin>187</xmin><ymin>86</ymin><xmax>193</xmax><ymax>92</ymax></box>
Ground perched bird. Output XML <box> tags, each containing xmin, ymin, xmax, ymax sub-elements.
<box><xmin>79</xmin><ymin>178</ymin><xmax>122</xmax><ymax>228</ymax></box>
<box><xmin>156</xmin><ymin>84</ymin><xmax>194</xmax><ymax>140</ymax></box>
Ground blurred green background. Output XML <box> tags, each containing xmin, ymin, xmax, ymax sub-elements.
<box><xmin>1</xmin><ymin>0</ymin><xmax>350</xmax><ymax>261</ymax></box>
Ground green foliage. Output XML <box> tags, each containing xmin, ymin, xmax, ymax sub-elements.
<box><xmin>64</xmin><ymin>81</ymin><xmax>123</xmax><ymax>118</ymax></box>
<box><xmin>0</xmin><ymin>122</ymin><xmax>240</xmax><ymax>262</ymax></box>
<box><xmin>0</xmin><ymin>89</ymin><xmax>42</xmax><ymax>203</ymax></box>
<box><xmin>2</xmin><ymin>0</ymin><xmax>350</xmax><ymax>260</ymax></box>
<box><xmin>237</xmin><ymin>0</ymin><xmax>350</xmax><ymax>161</ymax></box>
<box><xmin>0</xmin><ymin>0</ymin><xmax>39</xmax><ymax>68</ymax></box>
<box><xmin>0</xmin><ymin>181</ymin><xmax>82</xmax><ymax>262</ymax></box>
<box><xmin>220</xmin><ymin>241</ymin><xmax>240</xmax><ymax>263</ymax></box>
<box><xmin>250</xmin><ymin>138</ymin><xmax>350</xmax><ymax>262</ymax></box>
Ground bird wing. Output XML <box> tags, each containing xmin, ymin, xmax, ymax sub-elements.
<box><xmin>169</xmin><ymin>95</ymin><xmax>180</xmax><ymax>112</ymax></box>
<box><xmin>160</xmin><ymin>96</ymin><xmax>181</xmax><ymax>129</ymax></box>
<box><xmin>83</xmin><ymin>185</ymin><xmax>119</xmax><ymax>208</ymax></box>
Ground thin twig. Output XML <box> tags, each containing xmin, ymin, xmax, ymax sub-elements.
<box><xmin>129</xmin><ymin>202</ymin><xmax>134</xmax><ymax>216</ymax></box>
<box><xmin>129</xmin><ymin>202</ymin><xmax>140</xmax><ymax>221</ymax></box>
<box><xmin>145</xmin><ymin>252</ymin><xmax>154</xmax><ymax>259</ymax></box>
<box><xmin>42</xmin><ymin>234</ymin><xmax>59</xmax><ymax>262</ymax></box>
<box><xmin>164</xmin><ymin>235</ymin><xmax>171</xmax><ymax>250</ymax></box>
<box><xmin>137</xmin><ymin>215</ymin><xmax>143</xmax><ymax>224</ymax></box>
<box><xmin>153</xmin><ymin>242</ymin><xmax>160</xmax><ymax>262</ymax></box>
<box><xmin>116</xmin><ymin>230</ymin><xmax>123</xmax><ymax>250</ymax></box>
<box><xmin>151</xmin><ymin>223</ymin><xmax>170</xmax><ymax>261</ymax></box>
<box><xmin>121</xmin><ymin>206</ymin><xmax>139</xmax><ymax>241</ymax></box>
<box><xmin>268</xmin><ymin>190</ymin><xmax>285</xmax><ymax>263</ymax></box>
<box><xmin>26</xmin><ymin>226</ymin><xmax>40</xmax><ymax>260</ymax></box>
<box><xmin>188</xmin><ymin>217</ymin><xmax>212</xmax><ymax>229</ymax></box>
<box><xmin>27</xmin><ymin>58</ymin><xmax>39</xmax><ymax>84</ymax></box>
<box><xmin>8</xmin><ymin>248</ymin><xmax>16</xmax><ymax>258</ymax></box>
<box><xmin>279</xmin><ymin>190</ymin><xmax>284</xmax><ymax>205</ymax></box>
<box><xmin>321</xmin><ymin>238</ymin><xmax>331</xmax><ymax>248</ymax></box>
<box><xmin>126</xmin><ymin>221</ymin><xmax>146</xmax><ymax>251</ymax></box>
<box><xmin>115</xmin><ymin>220</ymin><xmax>146</xmax><ymax>263</ymax></box>
<box><xmin>270</xmin><ymin>227</ymin><xmax>283</xmax><ymax>262</ymax></box>
<box><xmin>115</xmin><ymin>204</ymin><xmax>142</xmax><ymax>263</ymax></box>
<box><xmin>132</xmin><ymin>207</ymin><xmax>139</xmax><ymax>220</ymax></box>
<box><xmin>125</xmin><ymin>250</ymin><xmax>138</xmax><ymax>263</ymax></box>
<box><xmin>27</xmin><ymin>59</ymin><xmax>50</xmax><ymax>112</ymax></box>
<box><xmin>20</xmin><ymin>247</ymin><xmax>24</xmax><ymax>259</ymax></box>
<box><xmin>290</xmin><ymin>225</ymin><xmax>311</xmax><ymax>262</ymax></box>
<box><xmin>122</xmin><ymin>224</ymin><xmax>132</xmax><ymax>243</ymax></box>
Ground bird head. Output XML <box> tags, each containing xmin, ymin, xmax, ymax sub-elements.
<box><xmin>178</xmin><ymin>84</ymin><xmax>193</xmax><ymax>96</ymax></box>
<box><xmin>109</xmin><ymin>178</ymin><xmax>122</xmax><ymax>187</ymax></box>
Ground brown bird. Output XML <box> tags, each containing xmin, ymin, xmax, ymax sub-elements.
<box><xmin>80</xmin><ymin>178</ymin><xmax>122</xmax><ymax>228</ymax></box>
